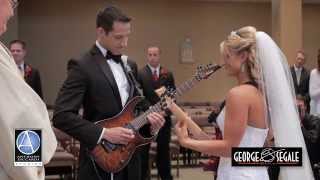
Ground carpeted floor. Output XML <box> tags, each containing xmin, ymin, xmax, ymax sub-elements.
<box><xmin>46</xmin><ymin>167</ymin><xmax>213</xmax><ymax>180</ymax></box>
<box><xmin>151</xmin><ymin>167</ymin><xmax>213</xmax><ymax>180</ymax></box>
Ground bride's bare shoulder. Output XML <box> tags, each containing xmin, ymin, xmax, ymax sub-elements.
<box><xmin>228</xmin><ymin>85</ymin><xmax>257</xmax><ymax>95</ymax></box>
<box><xmin>226</xmin><ymin>85</ymin><xmax>260</xmax><ymax>102</ymax></box>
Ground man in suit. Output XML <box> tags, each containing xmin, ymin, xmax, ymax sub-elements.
<box><xmin>52</xmin><ymin>6</ymin><xmax>165</xmax><ymax>180</ymax></box>
<box><xmin>138</xmin><ymin>46</ymin><xmax>175</xmax><ymax>180</ymax></box>
<box><xmin>291</xmin><ymin>50</ymin><xmax>310</xmax><ymax>112</ymax></box>
<box><xmin>0</xmin><ymin>0</ymin><xmax>57</xmax><ymax>179</ymax></box>
<box><xmin>296</xmin><ymin>95</ymin><xmax>320</xmax><ymax>178</ymax></box>
<box><xmin>9</xmin><ymin>39</ymin><xmax>43</xmax><ymax>98</ymax></box>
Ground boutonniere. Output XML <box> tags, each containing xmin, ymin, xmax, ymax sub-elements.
<box><xmin>160</xmin><ymin>68</ymin><xmax>169</xmax><ymax>79</ymax></box>
<box><xmin>25</xmin><ymin>65</ymin><xmax>32</xmax><ymax>77</ymax></box>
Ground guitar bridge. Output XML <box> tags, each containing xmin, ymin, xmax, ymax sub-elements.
<box><xmin>100</xmin><ymin>124</ymin><xmax>135</xmax><ymax>153</ymax></box>
<box><xmin>101</xmin><ymin>139</ymin><xmax>117</xmax><ymax>152</ymax></box>
<box><xmin>124</xmin><ymin>123</ymin><xmax>136</xmax><ymax>131</ymax></box>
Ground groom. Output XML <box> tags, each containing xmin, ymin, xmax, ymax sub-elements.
<box><xmin>52</xmin><ymin>6</ymin><xmax>165</xmax><ymax>180</ymax></box>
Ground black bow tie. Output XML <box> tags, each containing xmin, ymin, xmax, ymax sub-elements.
<box><xmin>106</xmin><ymin>51</ymin><xmax>122</xmax><ymax>64</ymax></box>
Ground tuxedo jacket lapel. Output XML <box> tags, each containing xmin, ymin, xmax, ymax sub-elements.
<box><xmin>145</xmin><ymin>65</ymin><xmax>156</xmax><ymax>89</ymax></box>
<box><xmin>120</xmin><ymin>62</ymin><xmax>135</xmax><ymax>100</ymax></box>
<box><xmin>24</xmin><ymin>64</ymin><xmax>31</xmax><ymax>81</ymax></box>
<box><xmin>301</xmin><ymin>68</ymin><xmax>308</xmax><ymax>83</ymax></box>
<box><xmin>291</xmin><ymin>67</ymin><xmax>298</xmax><ymax>88</ymax></box>
<box><xmin>159</xmin><ymin>66</ymin><xmax>166</xmax><ymax>84</ymax></box>
<box><xmin>91</xmin><ymin>46</ymin><xmax>122</xmax><ymax>109</ymax></box>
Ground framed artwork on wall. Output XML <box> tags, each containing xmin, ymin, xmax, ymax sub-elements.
<box><xmin>180</xmin><ymin>37</ymin><xmax>194</xmax><ymax>63</ymax></box>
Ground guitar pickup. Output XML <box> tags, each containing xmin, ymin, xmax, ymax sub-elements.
<box><xmin>123</xmin><ymin>123</ymin><xmax>136</xmax><ymax>131</ymax></box>
<box><xmin>101</xmin><ymin>139</ymin><xmax>116</xmax><ymax>152</ymax></box>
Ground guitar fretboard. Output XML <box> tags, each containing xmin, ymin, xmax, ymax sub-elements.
<box><xmin>130</xmin><ymin>76</ymin><xmax>199</xmax><ymax>130</ymax></box>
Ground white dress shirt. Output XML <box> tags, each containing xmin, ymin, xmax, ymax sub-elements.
<box><xmin>148</xmin><ymin>64</ymin><xmax>160</xmax><ymax>77</ymax></box>
<box><xmin>294</xmin><ymin>64</ymin><xmax>302</xmax><ymax>85</ymax></box>
<box><xmin>95</xmin><ymin>41</ymin><xmax>130</xmax><ymax>144</ymax></box>
<box><xmin>96</xmin><ymin>41</ymin><xmax>130</xmax><ymax>107</ymax></box>
<box><xmin>17</xmin><ymin>63</ymin><xmax>25</xmax><ymax>77</ymax></box>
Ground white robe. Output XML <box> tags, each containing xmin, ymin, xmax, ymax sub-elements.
<box><xmin>0</xmin><ymin>42</ymin><xmax>57</xmax><ymax>180</ymax></box>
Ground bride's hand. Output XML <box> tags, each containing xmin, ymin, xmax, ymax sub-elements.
<box><xmin>164</xmin><ymin>96</ymin><xmax>174</xmax><ymax>110</ymax></box>
<box><xmin>174</xmin><ymin>121</ymin><xmax>190</xmax><ymax>146</ymax></box>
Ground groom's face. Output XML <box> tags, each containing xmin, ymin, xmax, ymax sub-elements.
<box><xmin>98</xmin><ymin>21</ymin><xmax>131</xmax><ymax>55</ymax></box>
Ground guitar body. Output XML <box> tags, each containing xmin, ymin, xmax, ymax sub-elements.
<box><xmin>91</xmin><ymin>96</ymin><xmax>154</xmax><ymax>173</ymax></box>
<box><xmin>90</xmin><ymin>64</ymin><xmax>221</xmax><ymax>173</ymax></box>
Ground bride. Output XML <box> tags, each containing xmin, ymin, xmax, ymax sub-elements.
<box><xmin>168</xmin><ymin>26</ymin><xmax>314</xmax><ymax>180</ymax></box>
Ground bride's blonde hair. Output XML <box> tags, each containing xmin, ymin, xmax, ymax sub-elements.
<box><xmin>220</xmin><ymin>26</ymin><xmax>260</xmax><ymax>86</ymax></box>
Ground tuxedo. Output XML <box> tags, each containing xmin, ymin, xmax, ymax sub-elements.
<box><xmin>291</xmin><ymin>66</ymin><xmax>310</xmax><ymax>97</ymax></box>
<box><xmin>290</xmin><ymin>66</ymin><xmax>310</xmax><ymax>111</ymax></box>
<box><xmin>23</xmin><ymin>64</ymin><xmax>43</xmax><ymax>99</ymax></box>
<box><xmin>138</xmin><ymin>65</ymin><xmax>175</xmax><ymax>105</ymax></box>
<box><xmin>53</xmin><ymin>45</ymin><xmax>142</xmax><ymax>180</ymax></box>
<box><xmin>138</xmin><ymin>65</ymin><xmax>175</xmax><ymax>180</ymax></box>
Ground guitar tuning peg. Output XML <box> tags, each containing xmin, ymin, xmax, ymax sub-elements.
<box><xmin>160</xmin><ymin>102</ymin><xmax>164</xmax><ymax>107</ymax></box>
<box><xmin>160</xmin><ymin>102</ymin><xmax>167</xmax><ymax>110</ymax></box>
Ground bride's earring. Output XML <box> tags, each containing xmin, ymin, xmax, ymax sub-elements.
<box><xmin>240</xmin><ymin>63</ymin><xmax>246</xmax><ymax>73</ymax></box>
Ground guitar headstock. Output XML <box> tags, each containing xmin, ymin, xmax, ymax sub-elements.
<box><xmin>195</xmin><ymin>64</ymin><xmax>222</xmax><ymax>81</ymax></box>
<box><xmin>159</xmin><ymin>87</ymin><xmax>175</xmax><ymax>111</ymax></box>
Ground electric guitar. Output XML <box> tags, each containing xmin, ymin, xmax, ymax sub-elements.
<box><xmin>91</xmin><ymin>64</ymin><xmax>222</xmax><ymax>173</ymax></box>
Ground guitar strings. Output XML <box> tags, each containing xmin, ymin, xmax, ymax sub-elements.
<box><xmin>131</xmin><ymin>76</ymin><xmax>199</xmax><ymax>130</ymax></box>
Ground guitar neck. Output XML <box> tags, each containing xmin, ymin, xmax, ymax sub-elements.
<box><xmin>130</xmin><ymin>76</ymin><xmax>200</xmax><ymax>130</ymax></box>
<box><xmin>170</xmin><ymin>102</ymin><xmax>212</xmax><ymax>140</ymax></box>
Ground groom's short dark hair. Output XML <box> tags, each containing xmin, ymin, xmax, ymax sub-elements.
<box><xmin>96</xmin><ymin>5</ymin><xmax>131</xmax><ymax>34</ymax></box>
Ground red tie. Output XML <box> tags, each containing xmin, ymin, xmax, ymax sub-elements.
<box><xmin>152</xmin><ymin>70</ymin><xmax>158</xmax><ymax>81</ymax></box>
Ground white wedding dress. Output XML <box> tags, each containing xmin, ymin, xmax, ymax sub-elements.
<box><xmin>209</xmin><ymin>31</ymin><xmax>314</xmax><ymax>180</ymax></box>
<box><xmin>215</xmin><ymin>108</ymin><xmax>269</xmax><ymax>180</ymax></box>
